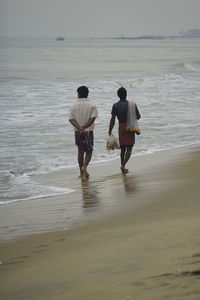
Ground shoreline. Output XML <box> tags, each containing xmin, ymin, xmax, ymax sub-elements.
<box><xmin>0</xmin><ymin>144</ymin><xmax>200</xmax><ymax>299</ymax></box>
<box><xmin>1</xmin><ymin>143</ymin><xmax>199</xmax><ymax>206</ymax></box>
<box><xmin>0</xmin><ymin>144</ymin><xmax>199</xmax><ymax>241</ymax></box>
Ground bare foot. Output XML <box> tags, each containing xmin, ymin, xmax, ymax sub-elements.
<box><xmin>78</xmin><ymin>169</ymin><xmax>83</xmax><ymax>178</ymax></box>
<box><xmin>81</xmin><ymin>167</ymin><xmax>89</xmax><ymax>178</ymax></box>
<box><xmin>120</xmin><ymin>166</ymin><xmax>129</xmax><ymax>174</ymax></box>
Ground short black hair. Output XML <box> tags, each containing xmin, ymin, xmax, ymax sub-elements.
<box><xmin>117</xmin><ymin>87</ymin><xmax>127</xmax><ymax>99</ymax></box>
<box><xmin>77</xmin><ymin>86</ymin><xmax>89</xmax><ymax>98</ymax></box>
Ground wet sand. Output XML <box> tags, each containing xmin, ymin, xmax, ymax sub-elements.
<box><xmin>0</xmin><ymin>145</ymin><xmax>200</xmax><ymax>299</ymax></box>
<box><xmin>0</xmin><ymin>146</ymin><xmax>197</xmax><ymax>241</ymax></box>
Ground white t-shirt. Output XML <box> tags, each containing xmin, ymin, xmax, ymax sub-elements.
<box><xmin>69</xmin><ymin>98</ymin><xmax>98</xmax><ymax>131</ymax></box>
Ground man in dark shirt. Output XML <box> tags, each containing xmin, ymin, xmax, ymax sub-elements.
<box><xmin>108</xmin><ymin>87</ymin><xmax>141</xmax><ymax>174</ymax></box>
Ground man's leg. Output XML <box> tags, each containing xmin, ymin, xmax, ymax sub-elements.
<box><xmin>121</xmin><ymin>145</ymin><xmax>133</xmax><ymax>173</ymax></box>
<box><xmin>81</xmin><ymin>131</ymin><xmax>94</xmax><ymax>178</ymax></box>
<box><xmin>84</xmin><ymin>151</ymin><xmax>92</xmax><ymax>168</ymax></box>
<box><xmin>77</xmin><ymin>145</ymin><xmax>84</xmax><ymax>177</ymax></box>
<box><xmin>81</xmin><ymin>151</ymin><xmax>92</xmax><ymax>178</ymax></box>
<box><xmin>123</xmin><ymin>145</ymin><xmax>133</xmax><ymax>167</ymax></box>
<box><xmin>120</xmin><ymin>146</ymin><xmax>126</xmax><ymax>167</ymax></box>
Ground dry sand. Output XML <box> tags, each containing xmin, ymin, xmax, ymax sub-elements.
<box><xmin>0</xmin><ymin>145</ymin><xmax>200</xmax><ymax>299</ymax></box>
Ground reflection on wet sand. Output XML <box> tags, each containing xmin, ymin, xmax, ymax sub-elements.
<box><xmin>121</xmin><ymin>174</ymin><xmax>138</xmax><ymax>195</ymax></box>
<box><xmin>81</xmin><ymin>178</ymin><xmax>100</xmax><ymax>209</ymax></box>
<box><xmin>80</xmin><ymin>172</ymin><xmax>139</xmax><ymax>217</ymax></box>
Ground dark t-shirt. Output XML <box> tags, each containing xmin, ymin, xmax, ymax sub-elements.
<box><xmin>111</xmin><ymin>100</ymin><xmax>140</xmax><ymax>123</ymax></box>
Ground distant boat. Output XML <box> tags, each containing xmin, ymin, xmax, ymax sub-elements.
<box><xmin>56</xmin><ymin>36</ymin><xmax>65</xmax><ymax>41</ymax></box>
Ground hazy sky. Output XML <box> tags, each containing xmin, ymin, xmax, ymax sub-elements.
<box><xmin>1</xmin><ymin>0</ymin><xmax>200</xmax><ymax>37</ymax></box>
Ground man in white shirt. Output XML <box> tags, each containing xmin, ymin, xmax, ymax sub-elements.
<box><xmin>69</xmin><ymin>86</ymin><xmax>98</xmax><ymax>178</ymax></box>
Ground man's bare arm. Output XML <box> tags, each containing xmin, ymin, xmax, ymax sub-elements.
<box><xmin>108</xmin><ymin>115</ymin><xmax>115</xmax><ymax>135</ymax></box>
<box><xmin>69</xmin><ymin>119</ymin><xmax>83</xmax><ymax>132</ymax></box>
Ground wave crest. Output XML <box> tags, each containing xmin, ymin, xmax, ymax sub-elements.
<box><xmin>173</xmin><ymin>60</ymin><xmax>200</xmax><ymax>73</ymax></box>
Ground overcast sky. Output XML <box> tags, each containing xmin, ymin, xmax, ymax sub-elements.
<box><xmin>1</xmin><ymin>0</ymin><xmax>200</xmax><ymax>37</ymax></box>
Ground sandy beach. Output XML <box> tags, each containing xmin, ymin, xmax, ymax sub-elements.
<box><xmin>0</xmin><ymin>144</ymin><xmax>200</xmax><ymax>299</ymax></box>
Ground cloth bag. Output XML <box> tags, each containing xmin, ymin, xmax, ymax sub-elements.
<box><xmin>106</xmin><ymin>134</ymin><xmax>120</xmax><ymax>150</ymax></box>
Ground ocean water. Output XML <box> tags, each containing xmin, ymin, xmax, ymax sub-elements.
<box><xmin>0</xmin><ymin>37</ymin><xmax>200</xmax><ymax>205</ymax></box>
